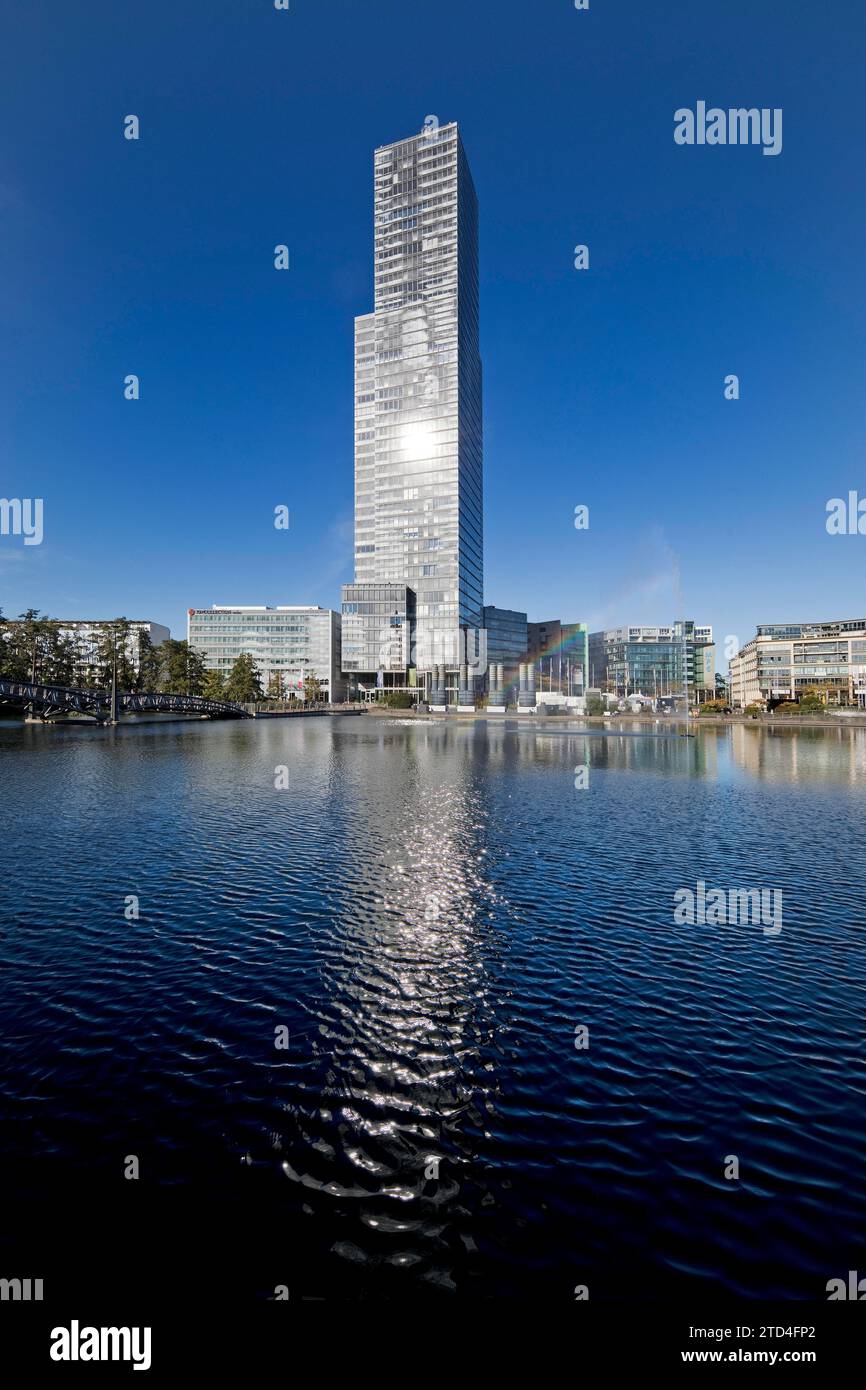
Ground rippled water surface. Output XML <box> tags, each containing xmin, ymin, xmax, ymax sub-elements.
<box><xmin>1</xmin><ymin>716</ymin><xmax>865</xmax><ymax>1299</ymax></box>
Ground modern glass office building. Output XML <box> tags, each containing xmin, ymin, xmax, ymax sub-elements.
<box><xmin>345</xmin><ymin>120</ymin><xmax>483</xmax><ymax>682</ymax></box>
<box><xmin>341</xmin><ymin>583</ymin><xmax>414</xmax><ymax>690</ymax></box>
<box><xmin>481</xmin><ymin>607</ymin><xmax>527</xmax><ymax>666</ymax></box>
<box><xmin>527</xmin><ymin>619</ymin><xmax>588</xmax><ymax>696</ymax></box>
<box><xmin>188</xmin><ymin>606</ymin><xmax>345</xmax><ymax>701</ymax></box>
<box><xmin>479</xmin><ymin>606</ymin><xmax>527</xmax><ymax>700</ymax></box>
<box><xmin>589</xmin><ymin>621</ymin><xmax>715</xmax><ymax>702</ymax></box>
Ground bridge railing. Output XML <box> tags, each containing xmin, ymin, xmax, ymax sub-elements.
<box><xmin>121</xmin><ymin>691</ymin><xmax>249</xmax><ymax>716</ymax></box>
<box><xmin>0</xmin><ymin>678</ymin><xmax>249</xmax><ymax>720</ymax></box>
<box><xmin>0</xmin><ymin>677</ymin><xmax>104</xmax><ymax>713</ymax></box>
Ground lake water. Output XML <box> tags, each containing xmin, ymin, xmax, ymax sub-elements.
<box><xmin>1</xmin><ymin>716</ymin><xmax>864</xmax><ymax>1301</ymax></box>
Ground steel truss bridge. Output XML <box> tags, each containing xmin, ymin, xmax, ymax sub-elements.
<box><xmin>0</xmin><ymin>677</ymin><xmax>251</xmax><ymax>723</ymax></box>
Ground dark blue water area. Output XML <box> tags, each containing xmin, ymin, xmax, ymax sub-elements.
<box><xmin>1</xmin><ymin>716</ymin><xmax>864</xmax><ymax>1300</ymax></box>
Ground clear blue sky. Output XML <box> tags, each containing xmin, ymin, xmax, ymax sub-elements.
<box><xmin>1</xmin><ymin>0</ymin><xmax>864</xmax><ymax>656</ymax></box>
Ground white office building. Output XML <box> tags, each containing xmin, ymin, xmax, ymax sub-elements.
<box><xmin>188</xmin><ymin>606</ymin><xmax>346</xmax><ymax>702</ymax></box>
<box><xmin>730</xmin><ymin>619</ymin><xmax>866</xmax><ymax>709</ymax></box>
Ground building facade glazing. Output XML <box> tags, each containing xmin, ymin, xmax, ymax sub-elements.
<box><xmin>526</xmin><ymin>619</ymin><xmax>588</xmax><ymax>696</ymax></box>
<box><xmin>347</xmin><ymin>120</ymin><xmax>483</xmax><ymax>679</ymax></box>
<box><xmin>730</xmin><ymin>618</ymin><xmax>866</xmax><ymax>708</ymax></box>
<box><xmin>188</xmin><ymin>606</ymin><xmax>345</xmax><ymax>701</ymax></box>
<box><xmin>341</xmin><ymin>584</ymin><xmax>414</xmax><ymax>689</ymax></box>
<box><xmin>481</xmin><ymin>606</ymin><xmax>527</xmax><ymax>665</ymax></box>
<box><xmin>589</xmin><ymin>620</ymin><xmax>715</xmax><ymax>702</ymax></box>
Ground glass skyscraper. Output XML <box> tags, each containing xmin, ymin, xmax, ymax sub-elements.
<box><xmin>346</xmin><ymin>120</ymin><xmax>483</xmax><ymax>682</ymax></box>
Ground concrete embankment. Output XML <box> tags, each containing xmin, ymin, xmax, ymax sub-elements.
<box><xmin>363</xmin><ymin>706</ymin><xmax>866</xmax><ymax>730</ymax></box>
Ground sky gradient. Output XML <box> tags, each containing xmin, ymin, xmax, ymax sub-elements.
<box><xmin>1</xmin><ymin>0</ymin><xmax>864</xmax><ymax>657</ymax></box>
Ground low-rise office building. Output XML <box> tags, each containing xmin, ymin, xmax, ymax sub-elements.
<box><xmin>188</xmin><ymin>606</ymin><xmax>346</xmax><ymax>701</ymax></box>
<box><xmin>526</xmin><ymin>619</ymin><xmax>588</xmax><ymax>696</ymax></box>
<box><xmin>482</xmin><ymin>606</ymin><xmax>527</xmax><ymax>665</ymax></box>
<box><xmin>481</xmin><ymin>606</ymin><xmax>528</xmax><ymax>696</ymax></box>
<box><xmin>337</xmin><ymin>590</ymin><xmax>590</xmax><ymax>705</ymax></box>
<box><xmin>340</xmin><ymin>583</ymin><xmax>415</xmax><ymax>694</ymax></box>
<box><xmin>341</xmin><ymin>584</ymin><xmax>494</xmax><ymax>700</ymax></box>
<box><xmin>730</xmin><ymin>618</ymin><xmax>866</xmax><ymax>709</ymax></box>
<box><xmin>589</xmin><ymin>620</ymin><xmax>715</xmax><ymax>703</ymax></box>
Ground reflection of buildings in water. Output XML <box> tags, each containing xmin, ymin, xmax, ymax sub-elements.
<box><xmin>314</xmin><ymin>723</ymin><xmax>501</xmax><ymax>1223</ymax></box>
<box><xmin>730</xmin><ymin>723</ymin><xmax>762</xmax><ymax>780</ymax></box>
<box><xmin>475</xmin><ymin>721</ymin><xmax>720</xmax><ymax>780</ymax></box>
<box><xmin>728</xmin><ymin>722</ymin><xmax>866</xmax><ymax>785</ymax></box>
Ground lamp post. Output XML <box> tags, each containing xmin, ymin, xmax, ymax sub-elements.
<box><xmin>23</xmin><ymin>628</ymin><xmax>39</xmax><ymax>722</ymax></box>
<box><xmin>109</xmin><ymin>624</ymin><xmax>120</xmax><ymax>725</ymax></box>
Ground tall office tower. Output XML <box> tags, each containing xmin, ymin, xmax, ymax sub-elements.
<box><xmin>349</xmin><ymin>120</ymin><xmax>483</xmax><ymax>680</ymax></box>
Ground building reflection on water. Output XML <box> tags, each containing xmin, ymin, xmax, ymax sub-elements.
<box><xmin>381</xmin><ymin>715</ymin><xmax>866</xmax><ymax>786</ymax></box>
<box><xmin>289</xmin><ymin>721</ymin><xmax>505</xmax><ymax>1291</ymax></box>
<box><xmin>390</xmin><ymin>719</ymin><xmax>721</xmax><ymax>780</ymax></box>
<box><xmin>728</xmin><ymin>721</ymin><xmax>866</xmax><ymax>784</ymax></box>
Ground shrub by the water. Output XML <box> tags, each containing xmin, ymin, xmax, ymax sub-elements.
<box><xmin>380</xmin><ymin>692</ymin><xmax>416</xmax><ymax>709</ymax></box>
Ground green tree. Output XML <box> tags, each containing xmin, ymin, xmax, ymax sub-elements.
<box><xmin>798</xmin><ymin>686</ymin><xmax>829</xmax><ymax>713</ymax></box>
<box><xmin>159</xmin><ymin>638</ymin><xmax>186</xmax><ymax>693</ymax></box>
<box><xmin>1</xmin><ymin>609</ymin><xmax>44</xmax><ymax>681</ymax></box>
<box><xmin>93</xmin><ymin>619</ymin><xmax>138</xmax><ymax>690</ymax></box>
<box><xmin>136</xmin><ymin>632</ymin><xmax>164</xmax><ymax>692</ymax></box>
<box><xmin>44</xmin><ymin>627</ymin><xmax>76</xmax><ymax>686</ymax></box>
<box><xmin>224</xmin><ymin>653</ymin><xmax>264</xmax><ymax>703</ymax></box>
<box><xmin>699</xmin><ymin>700</ymin><xmax>729</xmax><ymax>716</ymax></box>
<box><xmin>201</xmin><ymin>668</ymin><xmax>227</xmax><ymax>701</ymax></box>
<box><xmin>586</xmin><ymin>695</ymin><xmax>605</xmax><ymax>716</ymax></box>
<box><xmin>184</xmin><ymin>644</ymin><xmax>205</xmax><ymax>696</ymax></box>
<box><xmin>159</xmin><ymin>638</ymin><xmax>206</xmax><ymax>696</ymax></box>
<box><xmin>304</xmin><ymin>672</ymin><xmax>324</xmax><ymax>704</ymax></box>
<box><xmin>0</xmin><ymin>612</ymin><xmax>81</xmax><ymax>691</ymax></box>
<box><xmin>381</xmin><ymin>691</ymin><xmax>414</xmax><ymax>709</ymax></box>
<box><xmin>0</xmin><ymin>611</ymin><xmax>77</xmax><ymax>685</ymax></box>
<box><xmin>267</xmin><ymin>672</ymin><xmax>287</xmax><ymax>702</ymax></box>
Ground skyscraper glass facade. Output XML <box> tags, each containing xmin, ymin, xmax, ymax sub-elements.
<box><xmin>349</xmin><ymin>121</ymin><xmax>483</xmax><ymax>675</ymax></box>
